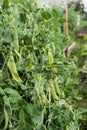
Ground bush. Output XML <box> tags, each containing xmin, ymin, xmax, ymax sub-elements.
<box><xmin>0</xmin><ymin>0</ymin><xmax>86</xmax><ymax>129</ymax></box>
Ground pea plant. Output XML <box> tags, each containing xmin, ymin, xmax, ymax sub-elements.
<box><xmin>0</xmin><ymin>0</ymin><xmax>86</xmax><ymax>130</ymax></box>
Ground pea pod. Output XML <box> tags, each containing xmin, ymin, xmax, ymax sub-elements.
<box><xmin>13</xmin><ymin>27</ymin><xmax>19</xmax><ymax>51</ymax></box>
<box><xmin>51</xmin><ymin>67</ymin><xmax>57</xmax><ymax>73</ymax></box>
<box><xmin>39</xmin><ymin>85</ymin><xmax>44</xmax><ymax>93</ymax></box>
<box><xmin>26</xmin><ymin>55</ymin><xmax>33</xmax><ymax>72</ymax></box>
<box><xmin>48</xmin><ymin>50</ymin><xmax>53</xmax><ymax>65</ymax></box>
<box><xmin>39</xmin><ymin>85</ymin><xmax>47</xmax><ymax>104</ymax></box>
<box><xmin>53</xmin><ymin>77</ymin><xmax>61</xmax><ymax>95</ymax></box>
<box><xmin>3</xmin><ymin>107</ymin><xmax>9</xmax><ymax>130</ymax></box>
<box><xmin>50</xmin><ymin>81</ymin><xmax>59</xmax><ymax>100</ymax></box>
<box><xmin>7</xmin><ymin>53</ymin><xmax>22</xmax><ymax>82</ymax></box>
<box><xmin>41</xmin><ymin>92</ymin><xmax>47</xmax><ymax>105</ymax></box>
<box><xmin>38</xmin><ymin>78</ymin><xmax>47</xmax><ymax>105</ymax></box>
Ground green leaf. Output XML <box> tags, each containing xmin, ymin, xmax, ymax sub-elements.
<box><xmin>19</xmin><ymin>109</ymin><xmax>25</xmax><ymax>121</ymax></box>
<box><xmin>32</xmin><ymin>112</ymin><xmax>42</xmax><ymax>125</ymax></box>
<box><xmin>4</xmin><ymin>88</ymin><xmax>21</xmax><ymax>97</ymax></box>
<box><xmin>42</xmin><ymin>11</ymin><xmax>51</xmax><ymax>20</ymax></box>
<box><xmin>3</xmin><ymin>30</ymin><xmax>14</xmax><ymax>43</ymax></box>
<box><xmin>10</xmin><ymin>0</ymin><xmax>24</xmax><ymax>3</ymax></box>
<box><xmin>19</xmin><ymin>12</ymin><xmax>27</xmax><ymax>23</ymax></box>
<box><xmin>52</xmin><ymin>8</ymin><xmax>58</xmax><ymax>18</ymax></box>
<box><xmin>3</xmin><ymin>95</ymin><xmax>10</xmax><ymax>107</ymax></box>
<box><xmin>7</xmin><ymin>53</ymin><xmax>22</xmax><ymax>82</ymax></box>
<box><xmin>3</xmin><ymin>0</ymin><xmax>9</xmax><ymax>8</ymax></box>
<box><xmin>74</xmin><ymin>96</ymin><xmax>82</xmax><ymax>100</ymax></box>
<box><xmin>25</xmin><ymin>103</ymin><xmax>35</xmax><ymax>115</ymax></box>
<box><xmin>49</xmin><ymin>126</ymin><xmax>57</xmax><ymax>130</ymax></box>
<box><xmin>25</xmin><ymin>118</ymin><xmax>35</xmax><ymax>130</ymax></box>
<box><xmin>58</xmin><ymin>18</ymin><xmax>66</xmax><ymax>23</ymax></box>
<box><xmin>4</xmin><ymin>88</ymin><xmax>22</xmax><ymax>103</ymax></box>
<box><xmin>0</xmin><ymin>88</ymin><xmax>4</xmax><ymax>95</ymax></box>
<box><xmin>36</xmin><ymin>125</ymin><xmax>45</xmax><ymax>130</ymax></box>
<box><xmin>25</xmin><ymin>104</ymin><xmax>42</xmax><ymax>124</ymax></box>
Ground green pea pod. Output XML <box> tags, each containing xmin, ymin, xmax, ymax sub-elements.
<box><xmin>39</xmin><ymin>85</ymin><xmax>47</xmax><ymax>105</ymax></box>
<box><xmin>39</xmin><ymin>85</ymin><xmax>44</xmax><ymax>93</ymax></box>
<box><xmin>51</xmin><ymin>67</ymin><xmax>57</xmax><ymax>73</ymax></box>
<box><xmin>41</xmin><ymin>92</ymin><xmax>47</xmax><ymax>105</ymax></box>
<box><xmin>50</xmin><ymin>81</ymin><xmax>59</xmax><ymax>100</ymax></box>
<box><xmin>25</xmin><ymin>55</ymin><xmax>33</xmax><ymax>72</ymax></box>
<box><xmin>7</xmin><ymin>53</ymin><xmax>22</xmax><ymax>82</ymax></box>
<box><xmin>53</xmin><ymin>77</ymin><xmax>61</xmax><ymax>95</ymax></box>
<box><xmin>13</xmin><ymin>27</ymin><xmax>19</xmax><ymax>52</ymax></box>
<box><xmin>48</xmin><ymin>50</ymin><xmax>53</xmax><ymax>65</ymax></box>
<box><xmin>3</xmin><ymin>107</ymin><xmax>9</xmax><ymax>130</ymax></box>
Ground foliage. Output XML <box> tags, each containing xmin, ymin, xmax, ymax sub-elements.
<box><xmin>68</xmin><ymin>3</ymin><xmax>87</xmax><ymax>130</ymax></box>
<box><xmin>68</xmin><ymin>3</ymin><xmax>87</xmax><ymax>38</ymax></box>
<box><xmin>0</xmin><ymin>0</ymin><xmax>86</xmax><ymax>130</ymax></box>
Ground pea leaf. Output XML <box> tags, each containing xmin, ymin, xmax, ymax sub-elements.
<box><xmin>25</xmin><ymin>119</ymin><xmax>35</xmax><ymax>130</ymax></box>
<box><xmin>3</xmin><ymin>0</ymin><xmax>9</xmax><ymax>8</ymax></box>
<box><xmin>25</xmin><ymin>103</ymin><xmax>35</xmax><ymax>115</ymax></box>
<box><xmin>49</xmin><ymin>126</ymin><xmax>57</xmax><ymax>130</ymax></box>
<box><xmin>19</xmin><ymin>109</ymin><xmax>25</xmax><ymax>121</ymax></box>
<box><xmin>4</xmin><ymin>88</ymin><xmax>22</xmax><ymax>103</ymax></box>
<box><xmin>3</xmin><ymin>95</ymin><xmax>10</xmax><ymax>107</ymax></box>
<box><xmin>52</xmin><ymin>8</ymin><xmax>59</xmax><ymax>18</ymax></box>
<box><xmin>58</xmin><ymin>18</ymin><xmax>66</xmax><ymax>23</ymax></box>
<box><xmin>0</xmin><ymin>88</ymin><xmax>4</xmax><ymax>95</ymax></box>
<box><xmin>25</xmin><ymin>104</ymin><xmax>42</xmax><ymax>124</ymax></box>
<box><xmin>42</xmin><ymin>11</ymin><xmax>51</xmax><ymax>20</ymax></box>
<box><xmin>4</xmin><ymin>87</ymin><xmax>18</xmax><ymax>94</ymax></box>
